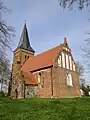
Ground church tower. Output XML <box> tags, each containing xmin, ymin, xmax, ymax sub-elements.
<box><xmin>11</xmin><ymin>23</ymin><xmax>35</xmax><ymax>98</ymax></box>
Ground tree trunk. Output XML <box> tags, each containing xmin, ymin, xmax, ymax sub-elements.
<box><xmin>0</xmin><ymin>79</ymin><xmax>3</xmax><ymax>92</ymax></box>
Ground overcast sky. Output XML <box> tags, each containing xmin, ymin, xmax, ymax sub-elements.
<box><xmin>3</xmin><ymin>0</ymin><xmax>90</xmax><ymax>83</ymax></box>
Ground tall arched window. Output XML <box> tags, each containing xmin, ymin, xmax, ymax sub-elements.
<box><xmin>38</xmin><ymin>73</ymin><xmax>41</xmax><ymax>84</ymax></box>
<box><xmin>62</xmin><ymin>52</ymin><xmax>65</xmax><ymax>68</ymax></box>
<box><xmin>67</xmin><ymin>73</ymin><xmax>73</xmax><ymax>86</ymax></box>
<box><xmin>66</xmin><ymin>54</ymin><xmax>69</xmax><ymax>69</ymax></box>
<box><xmin>73</xmin><ymin>62</ymin><xmax>76</xmax><ymax>71</ymax></box>
<box><xmin>69</xmin><ymin>56</ymin><xmax>72</xmax><ymax>70</ymax></box>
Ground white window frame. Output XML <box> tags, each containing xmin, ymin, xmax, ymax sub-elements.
<box><xmin>62</xmin><ymin>52</ymin><xmax>65</xmax><ymax>68</ymax></box>
<box><xmin>66</xmin><ymin>54</ymin><xmax>69</xmax><ymax>69</ymax></box>
<box><xmin>67</xmin><ymin>73</ymin><xmax>73</xmax><ymax>86</ymax></box>
<box><xmin>73</xmin><ymin>62</ymin><xmax>76</xmax><ymax>71</ymax></box>
<box><xmin>69</xmin><ymin>56</ymin><xmax>72</xmax><ymax>70</ymax></box>
<box><xmin>38</xmin><ymin>73</ymin><xmax>41</xmax><ymax>84</ymax></box>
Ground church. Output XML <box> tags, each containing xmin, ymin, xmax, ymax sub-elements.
<box><xmin>10</xmin><ymin>23</ymin><xmax>81</xmax><ymax>98</ymax></box>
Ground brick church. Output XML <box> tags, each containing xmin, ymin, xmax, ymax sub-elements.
<box><xmin>10</xmin><ymin>23</ymin><xmax>81</xmax><ymax>98</ymax></box>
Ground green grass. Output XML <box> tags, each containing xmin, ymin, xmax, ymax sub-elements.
<box><xmin>0</xmin><ymin>97</ymin><xmax>90</xmax><ymax>120</ymax></box>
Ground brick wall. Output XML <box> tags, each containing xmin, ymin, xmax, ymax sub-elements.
<box><xmin>32</xmin><ymin>66</ymin><xmax>80</xmax><ymax>98</ymax></box>
<box><xmin>52</xmin><ymin>67</ymin><xmax>81</xmax><ymax>98</ymax></box>
<box><xmin>11</xmin><ymin>48</ymin><xmax>80</xmax><ymax>99</ymax></box>
<box><xmin>11</xmin><ymin>48</ymin><xmax>34</xmax><ymax>99</ymax></box>
<box><xmin>25</xmin><ymin>85</ymin><xmax>38</xmax><ymax>98</ymax></box>
<box><xmin>33</xmin><ymin>68</ymin><xmax>52</xmax><ymax>98</ymax></box>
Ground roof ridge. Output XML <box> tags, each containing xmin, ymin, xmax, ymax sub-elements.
<box><xmin>21</xmin><ymin>43</ymin><xmax>62</xmax><ymax>72</ymax></box>
<box><xmin>35</xmin><ymin>44</ymin><xmax>62</xmax><ymax>57</ymax></box>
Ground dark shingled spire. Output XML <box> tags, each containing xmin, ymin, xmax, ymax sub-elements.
<box><xmin>17</xmin><ymin>23</ymin><xmax>35</xmax><ymax>52</ymax></box>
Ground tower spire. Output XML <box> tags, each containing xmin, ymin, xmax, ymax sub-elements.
<box><xmin>17</xmin><ymin>23</ymin><xmax>35</xmax><ymax>53</ymax></box>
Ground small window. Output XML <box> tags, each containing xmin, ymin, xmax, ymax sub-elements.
<box><xmin>38</xmin><ymin>73</ymin><xmax>41</xmax><ymax>84</ymax></box>
<box><xmin>17</xmin><ymin>56</ymin><xmax>20</xmax><ymax>64</ymax></box>
<box><xmin>22</xmin><ymin>75</ymin><xmax>24</xmax><ymax>78</ymax></box>
<box><xmin>63</xmin><ymin>47</ymin><xmax>68</xmax><ymax>51</ymax></box>
<box><xmin>67</xmin><ymin>73</ymin><xmax>73</xmax><ymax>86</ymax></box>
<box><xmin>27</xmin><ymin>56</ymin><xmax>29</xmax><ymax>59</ymax></box>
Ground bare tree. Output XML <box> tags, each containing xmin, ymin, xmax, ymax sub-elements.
<box><xmin>0</xmin><ymin>0</ymin><xmax>15</xmax><ymax>52</ymax></box>
<box><xmin>59</xmin><ymin>0</ymin><xmax>90</xmax><ymax>9</ymax></box>
<box><xmin>76</xmin><ymin>62</ymin><xmax>85</xmax><ymax>85</ymax></box>
<box><xmin>81</xmin><ymin>39</ymin><xmax>90</xmax><ymax>72</ymax></box>
<box><xmin>59</xmin><ymin>0</ymin><xmax>90</xmax><ymax>85</ymax></box>
<box><xmin>0</xmin><ymin>51</ymin><xmax>10</xmax><ymax>92</ymax></box>
<box><xmin>0</xmin><ymin>0</ymin><xmax>14</xmax><ymax>93</ymax></box>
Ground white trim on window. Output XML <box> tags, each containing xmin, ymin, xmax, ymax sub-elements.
<box><xmin>66</xmin><ymin>54</ymin><xmax>69</xmax><ymax>69</ymax></box>
<box><xmin>38</xmin><ymin>73</ymin><xmax>41</xmax><ymax>84</ymax></box>
<box><xmin>69</xmin><ymin>56</ymin><xmax>72</xmax><ymax>70</ymax></box>
<box><xmin>62</xmin><ymin>52</ymin><xmax>65</xmax><ymax>68</ymax></box>
<box><xmin>67</xmin><ymin>73</ymin><xmax>73</xmax><ymax>86</ymax></box>
<box><xmin>73</xmin><ymin>62</ymin><xmax>76</xmax><ymax>71</ymax></box>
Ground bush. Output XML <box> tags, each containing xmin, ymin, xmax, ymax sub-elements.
<box><xmin>0</xmin><ymin>91</ymin><xmax>5</xmax><ymax>97</ymax></box>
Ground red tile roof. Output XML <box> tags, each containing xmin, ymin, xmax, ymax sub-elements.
<box><xmin>21</xmin><ymin>44</ymin><xmax>62</xmax><ymax>72</ymax></box>
<box><xmin>21</xmin><ymin>71</ymin><xmax>37</xmax><ymax>85</ymax></box>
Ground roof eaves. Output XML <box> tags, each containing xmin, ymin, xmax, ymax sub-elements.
<box><xmin>30</xmin><ymin>65</ymin><xmax>53</xmax><ymax>73</ymax></box>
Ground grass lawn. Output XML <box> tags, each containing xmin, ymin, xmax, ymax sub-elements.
<box><xmin>0</xmin><ymin>97</ymin><xmax>90</xmax><ymax>120</ymax></box>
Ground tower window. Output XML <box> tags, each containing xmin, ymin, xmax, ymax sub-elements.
<box><xmin>25</xmin><ymin>55</ymin><xmax>27</xmax><ymax>59</ymax></box>
<box><xmin>67</xmin><ymin>73</ymin><xmax>73</xmax><ymax>86</ymax></box>
<box><xmin>22</xmin><ymin>75</ymin><xmax>24</xmax><ymax>78</ymax></box>
<box><xmin>25</xmin><ymin>55</ymin><xmax>29</xmax><ymax>60</ymax></box>
<box><xmin>17</xmin><ymin>56</ymin><xmax>20</xmax><ymax>64</ymax></box>
<box><xmin>27</xmin><ymin>56</ymin><xmax>29</xmax><ymax>59</ymax></box>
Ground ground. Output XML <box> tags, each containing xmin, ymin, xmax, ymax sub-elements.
<box><xmin>0</xmin><ymin>97</ymin><xmax>90</xmax><ymax>120</ymax></box>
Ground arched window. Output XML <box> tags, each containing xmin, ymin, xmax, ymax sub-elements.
<box><xmin>66</xmin><ymin>54</ymin><xmax>69</xmax><ymax>69</ymax></box>
<box><xmin>69</xmin><ymin>56</ymin><xmax>72</xmax><ymax>70</ymax></box>
<box><xmin>73</xmin><ymin>62</ymin><xmax>76</xmax><ymax>71</ymax></box>
<box><xmin>17</xmin><ymin>56</ymin><xmax>20</xmax><ymax>64</ymax></box>
<box><xmin>67</xmin><ymin>73</ymin><xmax>73</xmax><ymax>86</ymax></box>
<box><xmin>25</xmin><ymin>55</ymin><xmax>27</xmax><ymax>60</ymax></box>
<box><xmin>62</xmin><ymin>52</ymin><xmax>65</xmax><ymax>68</ymax></box>
<box><xmin>38</xmin><ymin>72</ymin><xmax>41</xmax><ymax>84</ymax></box>
<box><xmin>27</xmin><ymin>56</ymin><xmax>29</xmax><ymax>59</ymax></box>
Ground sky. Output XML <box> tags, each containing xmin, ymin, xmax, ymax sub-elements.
<box><xmin>3</xmin><ymin>0</ymin><xmax>90</xmax><ymax>83</ymax></box>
